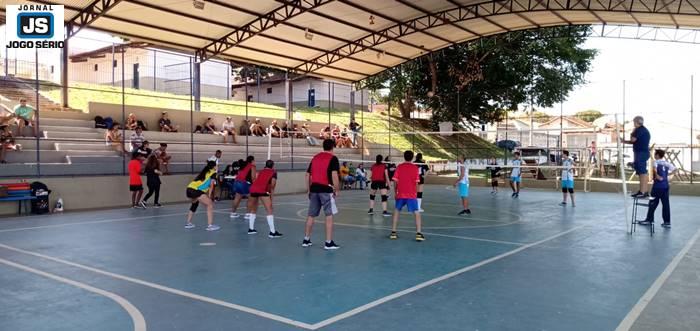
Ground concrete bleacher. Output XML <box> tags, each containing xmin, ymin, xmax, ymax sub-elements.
<box><xmin>2</xmin><ymin>114</ymin><xmax>365</xmax><ymax>177</ymax></box>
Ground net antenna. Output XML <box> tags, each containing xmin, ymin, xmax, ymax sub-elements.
<box><xmin>615</xmin><ymin>114</ymin><xmax>631</xmax><ymax>234</ymax></box>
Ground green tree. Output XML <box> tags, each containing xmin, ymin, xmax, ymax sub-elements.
<box><xmin>575</xmin><ymin>109</ymin><xmax>603</xmax><ymax>122</ymax></box>
<box><xmin>531</xmin><ymin>111</ymin><xmax>552</xmax><ymax>123</ymax></box>
<box><xmin>359</xmin><ymin>26</ymin><xmax>597</xmax><ymax>126</ymax></box>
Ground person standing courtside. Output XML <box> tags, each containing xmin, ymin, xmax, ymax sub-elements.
<box><xmin>623</xmin><ymin>116</ymin><xmax>651</xmax><ymax>198</ymax></box>
<box><xmin>302</xmin><ymin>139</ymin><xmax>341</xmax><ymax>250</ymax></box>
<box><xmin>389</xmin><ymin>151</ymin><xmax>425</xmax><ymax>242</ymax></box>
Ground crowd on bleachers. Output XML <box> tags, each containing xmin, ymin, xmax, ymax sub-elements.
<box><xmin>1</xmin><ymin>96</ymin><xmax>363</xmax><ymax>165</ymax></box>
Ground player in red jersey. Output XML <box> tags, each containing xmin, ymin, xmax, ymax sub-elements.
<box><xmin>246</xmin><ymin>160</ymin><xmax>282</xmax><ymax>238</ymax></box>
<box><xmin>390</xmin><ymin>150</ymin><xmax>424</xmax><ymax>241</ymax></box>
<box><xmin>302</xmin><ymin>139</ymin><xmax>341</xmax><ymax>250</ymax></box>
<box><xmin>368</xmin><ymin>154</ymin><xmax>391</xmax><ymax>216</ymax></box>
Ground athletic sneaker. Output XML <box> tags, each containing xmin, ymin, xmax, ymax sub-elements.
<box><xmin>631</xmin><ymin>191</ymin><xmax>643</xmax><ymax>198</ymax></box>
<box><xmin>184</xmin><ymin>223</ymin><xmax>195</xmax><ymax>229</ymax></box>
<box><xmin>248</xmin><ymin>229</ymin><xmax>258</xmax><ymax>235</ymax></box>
<box><xmin>324</xmin><ymin>241</ymin><xmax>340</xmax><ymax>250</ymax></box>
<box><xmin>230</xmin><ymin>212</ymin><xmax>240</xmax><ymax>218</ymax></box>
<box><xmin>206</xmin><ymin>224</ymin><xmax>221</xmax><ymax>231</ymax></box>
<box><xmin>382</xmin><ymin>211</ymin><xmax>391</xmax><ymax>217</ymax></box>
<box><xmin>367</xmin><ymin>208</ymin><xmax>373</xmax><ymax>214</ymax></box>
<box><xmin>139</xmin><ymin>201</ymin><xmax>147</xmax><ymax>209</ymax></box>
<box><xmin>511</xmin><ymin>192</ymin><xmax>517</xmax><ymax>198</ymax></box>
<box><xmin>268</xmin><ymin>231</ymin><xmax>283</xmax><ymax>238</ymax></box>
<box><xmin>153</xmin><ymin>203</ymin><xmax>162</xmax><ymax>208</ymax></box>
<box><xmin>559</xmin><ymin>202</ymin><xmax>567</xmax><ymax>206</ymax></box>
<box><xmin>457</xmin><ymin>209</ymin><xmax>471</xmax><ymax>215</ymax></box>
<box><xmin>661</xmin><ymin>223</ymin><xmax>671</xmax><ymax>228</ymax></box>
<box><xmin>514</xmin><ymin>193</ymin><xmax>520</xmax><ymax>198</ymax></box>
<box><xmin>415</xmin><ymin>233</ymin><xmax>426</xmax><ymax>242</ymax></box>
<box><xmin>639</xmin><ymin>193</ymin><xmax>650</xmax><ymax>199</ymax></box>
<box><xmin>638</xmin><ymin>220</ymin><xmax>653</xmax><ymax>225</ymax></box>
<box><xmin>302</xmin><ymin>239</ymin><xmax>313</xmax><ymax>247</ymax></box>
<box><xmin>389</xmin><ymin>231</ymin><xmax>398</xmax><ymax>240</ymax></box>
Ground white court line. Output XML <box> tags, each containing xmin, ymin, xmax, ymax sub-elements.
<box><xmin>309</xmin><ymin>225</ymin><xmax>585</xmax><ymax>330</ymax></box>
<box><xmin>0</xmin><ymin>243</ymin><xmax>315</xmax><ymax>330</ymax></box>
<box><xmin>252</xmin><ymin>210</ymin><xmax>525</xmax><ymax>246</ymax></box>
<box><xmin>615</xmin><ymin>226</ymin><xmax>700</xmax><ymax>331</ymax></box>
<box><xmin>0</xmin><ymin>202</ymin><xmax>307</xmax><ymax>234</ymax></box>
<box><xmin>283</xmin><ymin>202</ymin><xmax>518</xmax><ymax>224</ymax></box>
<box><xmin>0</xmin><ymin>257</ymin><xmax>147</xmax><ymax>331</ymax></box>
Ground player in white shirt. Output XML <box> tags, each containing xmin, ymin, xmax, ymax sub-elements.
<box><xmin>454</xmin><ymin>156</ymin><xmax>471</xmax><ymax>215</ymax></box>
<box><xmin>510</xmin><ymin>152</ymin><xmax>522</xmax><ymax>198</ymax></box>
<box><xmin>560</xmin><ymin>150</ymin><xmax>575</xmax><ymax>207</ymax></box>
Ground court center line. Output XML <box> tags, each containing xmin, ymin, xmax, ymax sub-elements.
<box><xmin>0</xmin><ymin>257</ymin><xmax>147</xmax><ymax>331</ymax></box>
<box><xmin>309</xmin><ymin>225</ymin><xmax>585</xmax><ymax>330</ymax></box>
<box><xmin>263</xmin><ymin>211</ymin><xmax>526</xmax><ymax>246</ymax></box>
<box><xmin>615</xmin><ymin>226</ymin><xmax>700</xmax><ymax>331</ymax></box>
<box><xmin>0</xmin><ymin>243</ymin><xmax>314</xmax><ymax>330</ymax></box>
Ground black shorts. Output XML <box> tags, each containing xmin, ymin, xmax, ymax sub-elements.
<box><xmin>419</xmin><ymin>176</ymin><xmax>425</xmax><ymax>185</ymax></box>
<box><xmin>250</xmin><ymin>192</ymin><xmax>270</xmax><ymax>198</ymax></box>
<box><xmin>129</xmin><ymin>185</ymin><xmax>143</xmax><ymax>192</ymax></box>
<box><xmin>186</xmin><ymin>188</ymin><xmax>204</xmax><ymax>199</ymax></box>
<box><xmin>370</xmin><ymin>181</ymin><xmax>387</xmax><ymax>190</ymax></box>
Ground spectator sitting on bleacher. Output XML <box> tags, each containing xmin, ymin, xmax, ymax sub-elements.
<box><xmin>159</xmin><ymin>111</ymin><xmax>179</xmax><ymax>132</ymax></box>
<box><xmin>355</xmin><ymin>163</ymin><xmax>367</xmax><ymax>190</ymax></box>
<box><xmin>336</xmin><ymin>127</ymin><xmax>353</xmax><ymax>148</ymax></box>
<box><xmin>250</xmin><ymin>118</ymin><xmax>266</xmax><ymax>136</ymax></box>
<box><xmin>126</xmin><ymin>113</ymin><xmax>138</xmax><ymax>130</ymax></box>
<box><xmin>154</xmin><ymin>143</ymin><xmax>171</xmax><ymax>175</ymax></box>
<box><xmin>281</xmin><ymin>121</ymin><xmax>290</xmax><ymax>138</ymax></box>
<box><xmin>239</xmin><ymin>119</ymin><xmax>252</xmax><ymax>136</ymax></box>
<box><xmin>269</xmin><ymin>120</ymin><xmax>282</xmax><ymax>138</ymax></box>
<box><xmin>221</xmin><ymin>116</ymin><xmax>237</xmax><ymax>144</ymax></box>
<box><xmin>130</xmin><ymin>126</ymin><xmax>146</xmax><ymax>151</ymax></box>
<box><xmin>320</xmin><ymin>126</ymin><xmax>331</xmax><ymax>139</ymax></box>
<box><xmin>13</xmin><ymin>98</ymin><xmax>37</xmax><ymax>137</ymax></box>
<box><xmin>203</xmin><ymin>117</ymin><xmax>217</xmax><ymax>134</ymax></box>
<box><xmin>331</xmin><ymin>125</ymin><xmax>341</xmax><ymax>141</ymax></box>
<box><xmin>1</xmin><ymin>122</ymin><xmax>22</xmax><ymax>164</ymax></box>
<box><xmin>301</xmin><ymin>123</ymin><xmax>319</xmax><ymax>146</ymax></box>
<box><xmin>137</xmin><ymin>140</ymin><xmax>152</xmax><ymax>157</ymax></box>
<box><xmin>340</xmin><ymin>162</ymin><xmax>354</xmax><ymax>189</ymax></box>
<box><xmin>106</xmin><ymin>123</ymin><xmax>127</xmax><ymax>155</ymax></box>
<box><xmin>291</xmin><ymin>123</ymin><xmax>303</xmax><ymax>138</ymax></box>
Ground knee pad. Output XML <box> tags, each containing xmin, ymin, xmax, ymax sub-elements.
<box><xmin>189</xmin><ymin>202</ymin><xmax>199</xmax><ymax>213</ymax></box>
<box><xmin>568</xmin><ymin>188</ymin><xmax>574</xmax><ymax>194</ymax></box>
<box><xmin>562</xmin><ymin>188</ymin><xmax>568</xmax><ymax>193</ymax></box>
<box><xmin>417</xmin><ymin>192</ymin><xmax>423</xmax><ymax>199</ymax></box>
<box><xmin>381</xmin><ymin>195</ymin><xmax>388</xmax><ymax>202</ymax></box>
<box><xmin>369</xmin><ymin>194</ymin><xmax>376</xmax><ymax>200</ymax></box>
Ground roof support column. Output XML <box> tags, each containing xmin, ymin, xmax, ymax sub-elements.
<box><xmin>61</xmin><ymin>36</ymin><xmax>69</xmax><ymax>107</ymax></box>
<box><xmin>193</xmin><ymin>61</ymin><xmax>201</xmax><ymax>112</ymax></box>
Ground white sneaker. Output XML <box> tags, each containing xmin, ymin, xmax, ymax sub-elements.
<box><xmin>184</xmin><ymin>223</ymin><xmax>195</xmax><ymax>229</ymax></box>
<box><xmin>230</xmin><ymin>212</ymin><xmax>240</xmax><ymax>218</ymax></box>
<box><xmin>206</xmin><ymin>224</ymin><xmax>221</xmax><ymax>231</ymax></box>
<box><xmin>418</xmin><ymin>209</ymin><xmax>425</xmax><ymax>213</ymax></box>
<box><xmin>138</xmin><ymin>201</ymin><xmax>147</xmax><ymax>209</ymax></box>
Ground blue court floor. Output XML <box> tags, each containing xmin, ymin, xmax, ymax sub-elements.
<box><xmin>1</xmin><ymin>185</ymin><xmax>699</xmax><ymax>331</ymax></box>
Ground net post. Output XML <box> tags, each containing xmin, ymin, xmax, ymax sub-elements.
<box><xmin>616</xmin><ymin>114</ymin><xmax>631</xmax><ymax>234</ymax></box>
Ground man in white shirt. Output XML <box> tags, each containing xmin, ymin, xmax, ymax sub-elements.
<box><xmin>354</xmin><ymin>163</ymin><xmax>367</xmax><ymax>190</ymax></box>
<box><xmin>454</xmin><ymin>156</ymin><xmax>471</xmax><ymax>215</ymax></box>
<box><xmin>221</xmin><ymin>116</ymin><xmax>237</xmax><ymax>144</ymax></box>
<box><xmin>129</xmin><ymin>127</ymin><xmax>146</xmax><ymax>152</ymax></box>
<box><xmin>510</xmin><ymin>152</ymin><xmax>522</xmax><ymax>198</ymax></box>
<box><xmin>560</xmin><ymin>150</ymin><xmax>575</xmax><ymax>207</ymax></box>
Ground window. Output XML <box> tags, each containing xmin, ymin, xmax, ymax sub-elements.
<box><xmin>247</xmin><ymin>95</ymin><xmax>253</xmax><ymax>102</ymax></box>
<box><xmin>113</xmin><ymin>60</ymin><xmax>117</xmax><ymax>68</ymax></box>
<box><xmin>267</xmin><ymin>87</ymin><xmax>272</xmax><ymax>94</ymax></box>
<box><xmin>94</xmin><ymin>64</ymin><xmax>98</xmax><ymax>72</ymax></box>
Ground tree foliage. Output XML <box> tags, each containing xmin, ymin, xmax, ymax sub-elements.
<box><xmin>575</xmin><ymin>109</ymin><xmax>603</xmax><ymax>122</ymax></box>
<box><xmin>358</xmin><ymin>26</ymin><xmax>597</xmax><ymax>127</ymax></box>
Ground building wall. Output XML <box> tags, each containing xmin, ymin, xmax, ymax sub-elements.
<box><xmin>232</xmin><ymin>78</ymin><xmax>368</xmax><ymax>111</ymax></box>
<box><xmin>68</xmin><ymin>48</ymin><xmax>230</xmax><ymax>99</ymax></box>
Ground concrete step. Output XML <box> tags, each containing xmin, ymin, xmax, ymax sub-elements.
<box><xmin>38</xmin><ymin>125</ymin><xmax>102</xmax><ymax>133</ymax></box>
<box><xmin>39</xmin><ymin>118</ymin><xmax>95</xmax><ymax>128</ymax></box>
<box><xmin>55</xmin><ymin>142</ymin><xmax>113</xmax><ymax>151</ymax></box>
<box><xmin>3</xmin><ymin>150</ymin><xmax>118</xmax><ymax>163</ymax></box>
<box><xmin>44</xmin><ymin>131</ymin><xmax>104</xmax><ymax>140</ymax></box>
<box><xmin>67</xmin><ymin>155</ymin><xmax>123</xmax><ymax>164</ymax></box>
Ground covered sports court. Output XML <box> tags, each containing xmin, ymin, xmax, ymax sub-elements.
<box><xmin>2</xmin><ymin>1</ymin><xmax>700</xmax><ymax>330</ymax></box>
<box><xmin>1</xmin><ymin>186</ymin><xmax>700</xmax><ymax>330</ymax></box>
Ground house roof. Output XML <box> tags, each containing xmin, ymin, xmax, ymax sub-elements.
<box><xmin>69</xmin><ymin>42</ymin><xmax>150</xmax><ymax>62</ymax></box>
<box><xmin>538</xmin><ymin>116</ymin><xmax>593</xmax><ymax>128</ymax></box>
<box><xmin>2</xmin><ymin>1</ymin><xmax>699</xmax><ymax>83</ymax></box>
